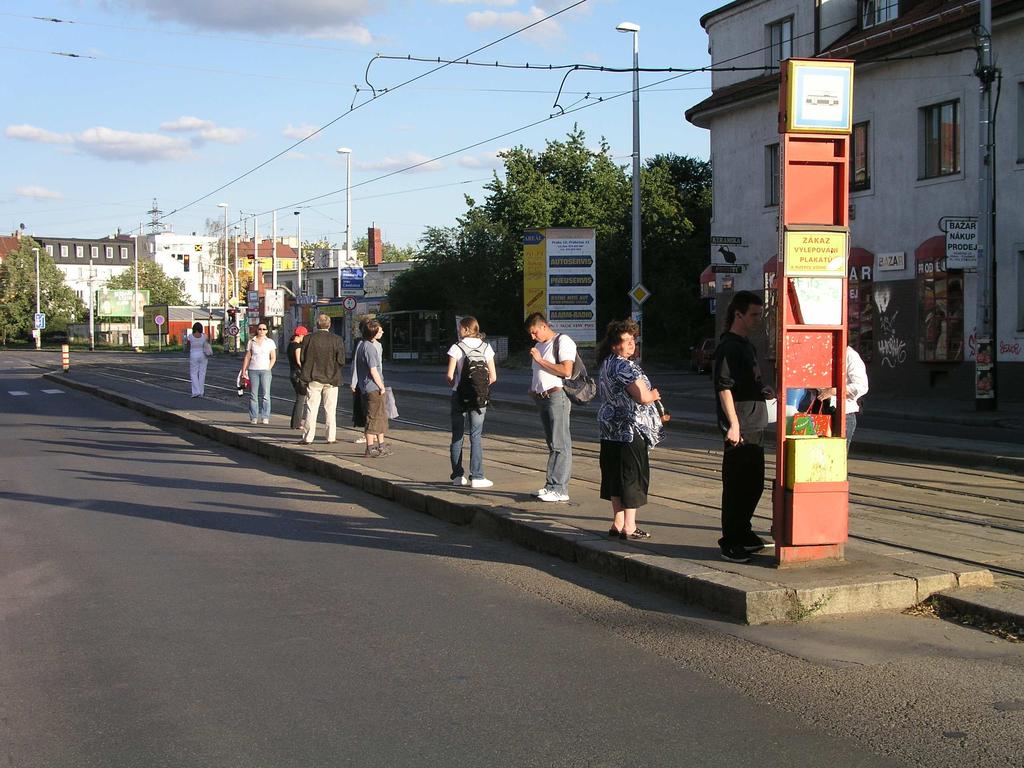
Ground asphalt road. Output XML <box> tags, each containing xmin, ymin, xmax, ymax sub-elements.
<box><xmin>2</xmin><ymin>354</ymin><xmax>1023</xmax><ymax>767</ymax></box>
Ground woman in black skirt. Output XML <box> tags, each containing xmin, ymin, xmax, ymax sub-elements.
<box><xmin>596</xmin><ymin>319</ymin><xmax>664</xmax><ymax>540</ymax></box>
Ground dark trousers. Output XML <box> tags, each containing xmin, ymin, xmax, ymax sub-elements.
<box><xmin>720</xmin><ymin>441</ymin><xmax>765</xmax><ymax>548</ymax></box>
<box><xmin>290</xmin><ymin>375</ymin><xmax>307</xmax><ymax>430</ymax></box>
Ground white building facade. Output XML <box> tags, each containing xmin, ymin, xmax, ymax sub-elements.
<box><xmin>687</xmin><ymin>0</ymin><xmax>1024</xmax><ymax>398</ymax></box>
<box><xmin>141</xmin><ymin>232</ymin><xmax>222</xmax><ymax>307</ymax></box>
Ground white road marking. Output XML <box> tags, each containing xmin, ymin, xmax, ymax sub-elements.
<box><xmin>41</xmin><ymin>389</ymin><xmax>65</xmax><ymax>394</ymax></box>
<box><xmin>8</xmin><ymin>391</ymin><xmax>29</xmax><ymax>396</ymax></box>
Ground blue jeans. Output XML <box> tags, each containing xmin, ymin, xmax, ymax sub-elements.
<box><xmin>846</xmin><ymin>412</ymin><xmax>857</xmax><ymax>450</ymax></box>
<box><xmin>450</xmin><ymin>393</ymin><xmax>487</xmax><ymax>479</ymax></box>
<box><xmin>248</xmin><ymin>369</ymin><xmax>272</xmax><ymax>420</ymax></box>
<box><xmin>536</xmin><ymin>389</ymin><xmax>572</xmax><ymax>494</ymax></box>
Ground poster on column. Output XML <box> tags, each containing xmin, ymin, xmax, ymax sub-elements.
<box><xmin>545</xmin><ymin>228</ymin><xmax>597</xmax><ymax>346</ymax></box>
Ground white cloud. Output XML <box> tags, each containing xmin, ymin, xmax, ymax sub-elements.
<box><xmin>306</xmin><ymin>24</ymin><xmax>374</xmax><ymax>44</ymax></box>
<box><xmin>115</xmin><ymin>0</ymin><xmax>378</xmax><ymax>40</ymax></box>
<box><xmin>456</xmin><ymin>150</ymin><xmax>504</xmax><ymax>169</ymax></box>
<box><xmin>465</xmin><ymin>6</ymin><xmax>564</xmax><ymax>42</ymax></box>
<box><xmin>6</xmin><ymin>122</ymin><xmax>218</xmax><ymax>162</ymax></box>
<box><xmin>159</xmin><ymin>116</ymin><xmax>245</xmax><ymax>144</ymax></box>
<box><xmin>15</xmin><ymin>185</ymin><xmax>63</xmax><ymax>200</ymax></box>
<box><xmin>356</xmin><ymin>152</ymin><xmax>444</xmax><ymax>173</ymax></box>
<box><xmin>283</xmin><ymin>123</ymin><xmax>321</xmax><ymax>140</ymax></box>
<box><xmin>5</xmin><ymin>124</ymin><xmax>72</xmax><ymax>144</ymax></box>
<box><xmin>437</xmin><ymin>0</ymin><xmax>517</xmax><ymax>5</ymax></box>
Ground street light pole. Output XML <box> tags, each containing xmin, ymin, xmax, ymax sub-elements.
<box><xmin>294</xmin><ymin>210</ymin><xmax>302</xmax><ymax>298</ymax></box>
<box><xmin>617</xmin><ymin>21</ymin><xmax>643</xmax><ymax>358</ymax></box>
<box><xmin>336</xmin><ymin>147</ymin><xmax>353</xmax><ymax>296</ymax></box>
<box><xmin>218</xmin><ymin>203</ymin><xmax>229</xmax><ymax>349</ymax></box>
<box><xmin>33</xmin><ymin>247</ymin><xmax>41</xmax><ymax>350</ymax></box>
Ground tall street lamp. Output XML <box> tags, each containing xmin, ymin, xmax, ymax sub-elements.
<box><xmin>336</xmin><ymin>147</ymin><xmax>353</xmax><ymax>297</ymax></box>
<box><xmin>617</xmin><ymin>21</ymin><xmax>643</xmax><ymax>357</ymax></box>
<box><xmin>218</xmin><ymin>203</ymin><xmax>229</xmax><ymax>347</ymax></box>
<box><xmin>32</xmin><ymin>246</ymin><xmax>41</xmax><ymax>350</ymax></box>
<box><xmin>293</xmin><ymin>210</ymin><xmax>302</xmax><ymax>299</ymax></box>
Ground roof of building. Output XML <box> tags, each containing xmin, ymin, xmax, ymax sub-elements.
<box><xmin>0</xmin><ymin>235</ymin><xmax>22</xmax><ymax>261</ymax></box>
<box><xmin>686</xmin><ymin>0</ymin><xmax>1023</xmax><ymax>126</ymax></box>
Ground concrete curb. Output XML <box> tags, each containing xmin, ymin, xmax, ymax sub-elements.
<box><xmin>932</xmin><ymin>586</ymin><xmax>1024</xmax><ymax>628</ymax></box>
<box><xmin>46</xmin><ymin>371</ymin><xmax>1001</xmax><ymax>625</ymax></box>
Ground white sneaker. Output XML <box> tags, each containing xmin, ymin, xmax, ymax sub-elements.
<box><xmin>452</xmin><ymin>476</ymin><xmax>468</xmax><ymax>487</ymax></box>
<box><xmin>354</xmin><ymin>436</ymin><xmax>367</xmax><ymax>444</ymax></box>
<box><xmin>250</xmin><ymin>419</ymin><xmax>258</xmax><ymax>425</ymax></box>
<box><xmin>538</xmin><ymin>490</ymin><xmax>569</xmax><ymax>503</ymax></box>
<box><xmin>261</xmin><ymin>418</ymin><xmax>270</xmax><ymax>425</ymax></box>
<box><xmin>470</xmin><ymin>478</ymin><xmax>494</xmax><ymax>489</ymax></box>
<box><xmin>535</xmin><ymin>487</ymin><xmax>550</xmax><ymax>497</ymax></box>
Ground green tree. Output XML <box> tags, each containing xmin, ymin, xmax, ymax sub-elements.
<box><xmin>105</xmin><ymin>260</ymin><xmax>191</xmax><ymax>305</ymax></box>
<box><xmin>353</xmin><ymin>235</ymin><xmax>419</xmax><ymax>263</ymax></box>
<box><xmin>0</xmin><ymin>238</ymin><xmax>85</xmax><ymax>344</ymax></box>
<box><xmin>388</xmin><ymin>128</ymin><xmax>712</xmax><ymax>351</ymax></box>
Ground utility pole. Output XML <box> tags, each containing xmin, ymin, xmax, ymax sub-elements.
<box><xmin>974</xmin><ymin>0</ymin><xmax>997</xmax><ymax>410</ymax></box>
<box><xmin>33</xmin><ymin>247</ymin><xmax>41</xmax><ymax>351</ymax></box>
<box><xmin>272</xmin><ymin>210</ymin><xmax>278</xmax><ymax>289</ymax></box>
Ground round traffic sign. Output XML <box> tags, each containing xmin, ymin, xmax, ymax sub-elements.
<box><xmin>154</xmin><ymin>314</ymin><xmax>165</xmax><ymax>326</ymax></box>
<box><xmin>342</xmin><ymin>296</ymin><xmax>357</xmax><ymax>311</ymax></box>
<box><xmin>227</xmin><ymin>324</ymin><xmax>240</xmax><ymax>336</ymax></box>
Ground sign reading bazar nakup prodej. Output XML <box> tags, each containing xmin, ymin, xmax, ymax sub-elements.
<box><xmin>783</xmin><ymin>231</ymin><xmax>848</xmax><ymax>277</ymax></box>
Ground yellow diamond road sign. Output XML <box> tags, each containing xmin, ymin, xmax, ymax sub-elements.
<box><xmin>629</xmin><ymin>283</ymin><xmax>651</xmax><ymax>305</ymax></box>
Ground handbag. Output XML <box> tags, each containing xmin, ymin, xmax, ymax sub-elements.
<box><xmin>203</xmin><ymin>340</ymin><xmax>213</xmax><ymax>356</ymax></box>
<box><xmin>384</xmin><ymin>387</ymin><xmax>399</xmax><ymax>420</ymax></box>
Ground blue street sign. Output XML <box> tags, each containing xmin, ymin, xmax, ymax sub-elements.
<box><xmin>34</xmin><ymin>312</ymin><xmax>46</xmax><ymax>330</ymax></box>
<box><xmin>341</xmin><ymin>267</ymin><xmax>365</xmax><ymax>291</ymax></box>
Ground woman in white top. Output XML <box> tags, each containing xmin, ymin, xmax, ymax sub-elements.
<box><xmin>446</xmin><ymin>316</ymin><xmax>497</xmax><ymax>488</ymax></box>
<box><xmin>240</xmin><ymin>320</ymin><xmax>277</xmax><ymax>424</ymax></box>
<box><xmin>184</xmin><ymin>321</ymin><xmax>211</xmax><ymax>397</ymax></box>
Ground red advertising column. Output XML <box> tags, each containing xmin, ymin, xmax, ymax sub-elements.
<box><xmin>773</xmin><ymin>59</ymin><xmax>854</xmax><ymax>566</ymax></box>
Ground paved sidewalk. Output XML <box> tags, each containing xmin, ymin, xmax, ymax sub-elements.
<box><xmin>45</xmin><ymin>365</ymin><xmax>1023</xmax><ymax>628</ymax></box>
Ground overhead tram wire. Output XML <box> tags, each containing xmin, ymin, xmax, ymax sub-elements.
<box><xmin>151</xmin><ymin>0</ymin><xmax>589</xmax><ymax>226</ymax></box>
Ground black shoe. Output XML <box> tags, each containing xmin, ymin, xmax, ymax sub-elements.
<box><xmin>608</xmin><ymin>527</ymin><xmax>622</xmax><ymax>537</ymax></box>
<box><xmin>620</xmin><ymin>528</ymin><xmax>651</xmax><ymax>540</ymax></box>
<box><xmin>742</xmin><ymin>534</ymin><xmax>769</xmax><ymax>553</ymax></box>
<box><xmin>720</xmin><ymin>545</ymin><xmax>751</xmax><ymax>563</ymax></box>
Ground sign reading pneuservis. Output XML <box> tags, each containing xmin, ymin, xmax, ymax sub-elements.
<box><xmin>522</xmin><ymin>228</ymin><xmax>596</xmax><ymax>346</ymax></box>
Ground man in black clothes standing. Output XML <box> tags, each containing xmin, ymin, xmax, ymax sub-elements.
<box><xmin>714</xmin><ymin>290</ymin><xmax>774</xmax><ymax>563</ymax></box>
<box><xmin>299</xmin><ymin>313</ymin><xmax>346</xmax><ymax>445</ymax></box>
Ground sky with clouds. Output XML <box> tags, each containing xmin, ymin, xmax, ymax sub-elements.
<box><xmin>2</xmin><ymin>0</ymin><xmax>723</xmax><ymax>247</ymax></box>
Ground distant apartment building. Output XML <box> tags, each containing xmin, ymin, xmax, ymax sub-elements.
<box><xmin>35</xmin><ymin>234</ymin><xmax>136</xmax><ymax>304</ymax></box>
<box><xmin>685</xmin><ymin>0</ymin><xmax>1024</xmax><ymax>397</ymax></box>
<box><xmin>140</xmin><ymin>231</ymin><xmax>220</xmax><ymax>307</ymax></box>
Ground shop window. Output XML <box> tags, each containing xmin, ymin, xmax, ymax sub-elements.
<box><xmin>1017</xmin><ymin>250</ymin><xmax>1024</xmax><ymax>332</ymax></box>
<box><xmin>850</xmin><ymin>122</ymin><xmax>870</xmax><ymax>191</ymax></box>
<box><xmin>765</xmin><ymin>143</ymin><xmax>780</xmax><ymax>206</ymax></box>
<box><xmin>917</xmin><ymin>248</ymin><xmax>964</xmax><ymax>361</ymax></box>
<box><xmin>920</xmin><ymin>100</ymin><xmax>959</xmax><ymax>179</ymax></box>
<box><xmin>848</xmin><ymin>252</ymin><xmax>874</xmax><ymax>362</ymax></box>
<box><xmin>763</xmin><ymin>257</ymin><xmax>778</xmax><ymax>361</ymax></box>
<box><xmin>1017</xmin><ymin>82</ymin><xmax>1024</xmax><ymax>163</ymax></box>
<box><xmin>861</xmin><ymin>0</ymin><xmax>897</xmax><ymax>29</ymax></box>
<box><xmin>765</xmin><ymin>17</ymin><xmax>792</xmax><ymax>70</ymax></box>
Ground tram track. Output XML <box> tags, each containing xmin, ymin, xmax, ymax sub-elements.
<box><xmin>52</xmin><ymin>358</ymin><xmax>1024</xmax><ymax>579</ymax></box>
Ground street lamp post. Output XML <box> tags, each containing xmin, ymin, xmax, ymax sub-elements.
<box><xmin>336</xmin><ymin>147</ymin><xmax>353</xmax><ymax>296</ymax></box>
<box><xmin>294</xmin><ymin>210</ymin><xmax>302</xmax><ymax>298</ymax></box>
<box><xmin>218</xmin><ymin>203</ymin><xmax>229</xmax><ymax>348</ymax></box>
<box><xmin>617</xmin><ymin>21</ymin><xmax>643</xmax><ymax>358</ymax></box>
<box><xmin>32</xmin><ymin>247</ymin><xmax>41</xmax><ymax>350</ymax></box>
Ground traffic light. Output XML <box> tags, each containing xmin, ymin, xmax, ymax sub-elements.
<box><xmin>183</xmin><ymin>253</ymin><xmax>190</xmax><ymax>272</ymax></box>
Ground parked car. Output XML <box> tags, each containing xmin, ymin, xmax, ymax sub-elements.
<box><xmin>690</xmin><ymin>338</ymin><xmax>716</xmax><ymax>374</ymax></box>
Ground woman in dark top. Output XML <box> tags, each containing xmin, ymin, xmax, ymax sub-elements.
<box><xmin>287</xmin><ymin>326</ymin><xmax>309</xmax><ymax>430</ymax></box>
<box><xmin>595</xmin><ymin>318</ymin><xmax>663</xmax><ymax>540</ymax></box>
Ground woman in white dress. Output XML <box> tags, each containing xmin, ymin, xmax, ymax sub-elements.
<box><xmin>184</xmin><ymin>321</ymin><xmax>211</xmax><ymax>397</ymax></box>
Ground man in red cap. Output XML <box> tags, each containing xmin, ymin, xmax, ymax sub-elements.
<box><xmin>298</xmin><ymin>313</ymin><xmax>346</xmax><ymax>444</ymax></box>
<box><xmin>287</xmin><ymin>324</ymin><xmax>310</xmax><ymax>430</ymax></box>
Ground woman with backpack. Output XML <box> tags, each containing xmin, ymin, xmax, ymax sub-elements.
<box><xmin>446</xmin><ymin>316</ymin><xmax>497</xmax><ymax>488</ymax></box>
<box><xmin>596</xmin><ymin>318</ymin><xmax>664</xmax><ymax>540</ymax></box>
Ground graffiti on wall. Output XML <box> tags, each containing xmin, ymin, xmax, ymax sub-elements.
<box><xmin>875</xmin><ymin>287</ymin><xmax>907</xmax><ymax>368</ymax></box>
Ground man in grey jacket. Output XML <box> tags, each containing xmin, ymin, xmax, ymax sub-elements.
<box><xmin>299</xmin><ymin>313</ymin><xmax>346</xmax><ymax>445</ymax></box>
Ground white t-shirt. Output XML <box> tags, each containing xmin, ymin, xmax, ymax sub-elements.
<box><xmin>187</xmin><ymin>332</ymin><xmax>207</xmax><ymax>360</ymax></box>
<box><xmin>247</xmin><ymin>336</ymin><xmax>277</xmax><ymax>371</ymax></box>
<box><xmin>447</xmin><ymin>337</ymin><xmax>495</xmax><ymax>392</ymax></box>
<box><xmin>531</xmin><ymin>333</ymin><xmax>576</xmax><ymax>393</ymax></box>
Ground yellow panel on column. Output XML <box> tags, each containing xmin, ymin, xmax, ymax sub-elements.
<box><xmin>784</xmin><ymin>437</ymin><xmax>847</xmax><ymax>488</ymax></box>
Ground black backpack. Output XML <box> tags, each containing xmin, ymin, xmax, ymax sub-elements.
<box><xmin>554</xmin><ymin>334</ymin><xmax>598</xmax><ymax>405</ymax></box>
<box><xmin>456</xmin><ymin>341</ymin><xmax>491</xmax><ymax>412</ymax></box>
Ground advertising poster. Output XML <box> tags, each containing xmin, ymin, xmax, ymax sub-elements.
<box><xmin>522</xmin><ymin>230</ymin><xmax>547</xmax><ymax>319</ymax></box>
<box><xmin>545</xmin><ymin>228</ymin><xmax>597</xmax><ymax>346</ymax></box>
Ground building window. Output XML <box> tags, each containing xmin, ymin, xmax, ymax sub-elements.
<box><xmin>75</xmin><ymin>245</ymin><xmax>84</xmax><ymax>259</ymax></box>
<box><xmin>45</xmin><ymin>244</ymin><xmax>54</xmax><ymax>258</ymax></box>
<box><xmin>765</xmin><ymin>143</ymin><xmax>780</xmax><ymax>206</ymax></box>
<box><xmin>765</xmin><ymin>17</ymin><xmax>792</xmax><ymax>70</ymax></box>
<box><xmin>861</xmin><ymin>0</ymin><xmax>898</xmax><ymax>29</ymax></box>
<box><xmin>60</xmin><ymin>245</ymin><xmax>69</xmax><ymax>259</ymax></box>
<box><xmin>1017</xmin><ymin>82</ymin><xmax>1024</xmax><ymax>163</ymax></box>
<box><xmin>851</xmin><ymin>122</ymin><xmax>870</xmax><ymax>191</ymax></box>
<box><xmin>120</xmin><ymin>247</ymin><xmax>128</xmax><ymax>260</ymax></box>
<box><xmin>105</xmin><ymin>246</ymin><xmax>113</xmax><ymax>259</ymax></box>
<box><xmin>920</xmin><ymin>100</ymin><xmax>959</xmax><ymax>179</ymax></box>
<box><xmin>90</xmin><ymin>245</ymin><xmax>98</xmax><ymax>260</ymax></box>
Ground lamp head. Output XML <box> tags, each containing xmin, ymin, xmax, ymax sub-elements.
<box><xmin>217</xmin><ymin>202</ymin><xmax>229</xmax><ymax>209</ymax></box>
<box><xmin>336</xmin><ymin>147</ymin><xmax>352</xmax><ymax>155</ymax></box>
<box><xmin>616</xmin><ymin>21</ymin><xmax>640</xmax><ymax>33</ymax></box>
